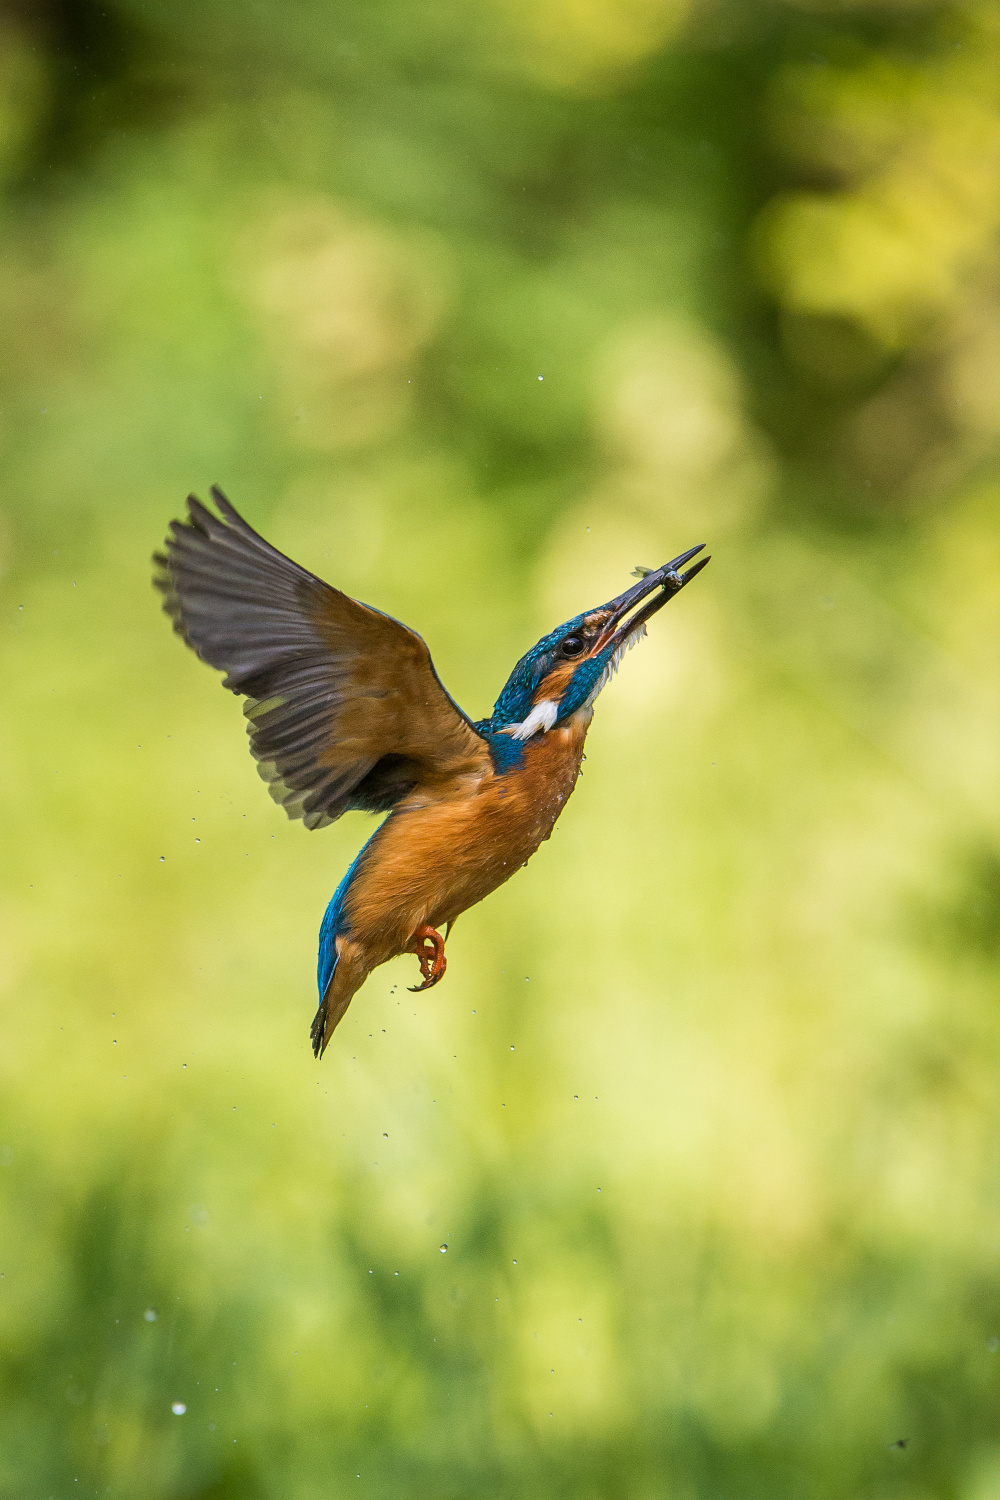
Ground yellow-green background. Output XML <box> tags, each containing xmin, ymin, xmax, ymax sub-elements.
<box><xmin>3</xmin><ymin>0</ymin><xmax>1000</xmax><ymax>1495</ymax></box>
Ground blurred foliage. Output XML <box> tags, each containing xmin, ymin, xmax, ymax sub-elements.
<box><xmin>2</xmin><ymin>0</ymin><xmax>1000</xmax><ymax>1495</ymax></box>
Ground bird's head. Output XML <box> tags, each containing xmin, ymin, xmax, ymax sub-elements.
<box><xmin>485</xmin><ymin>544</ymin><xmax>709</xmax><ymax>742</ymax></box>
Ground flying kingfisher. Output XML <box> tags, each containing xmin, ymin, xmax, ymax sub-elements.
<box><xmin>154</xmin><ymin>489</ymin><xmax>709</xmax><ymax>1056</ymax></box>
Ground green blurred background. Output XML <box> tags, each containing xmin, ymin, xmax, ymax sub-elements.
<box><xmin>3</xmin><ymin>0</ymin><xmax>1000</xmax><ymax>1494</ymax></box>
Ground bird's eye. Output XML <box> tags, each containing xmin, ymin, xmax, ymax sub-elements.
<box><xmin>561</xmin><ymin>634</ymin><xmax>585</xmax><ymax>658</ymax></box>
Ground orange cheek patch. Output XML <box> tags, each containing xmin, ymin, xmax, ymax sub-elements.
<box><xmin>533</xmin><ymin>661</ymin><xmax>576</xmax><ymax>704</ymax></box>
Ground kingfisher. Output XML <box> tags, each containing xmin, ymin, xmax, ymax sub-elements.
<box><xmin>153</xmin><ymin>489</ymin><xmax>708</xmax><ymax>1056</ymax></box>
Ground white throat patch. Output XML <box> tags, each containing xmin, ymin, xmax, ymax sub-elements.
<box><xmin>508</xmin><ymin>698</ymin><xmax>559</xmax><ymax>741</ymax></box>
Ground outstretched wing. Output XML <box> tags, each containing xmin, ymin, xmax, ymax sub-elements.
<box><xmin>153</xmin><ymin>487</ymin><xmax>490</xmax><ymax>829</ymax></box>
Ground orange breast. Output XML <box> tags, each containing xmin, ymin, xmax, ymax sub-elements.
<box><xmin>342</xmin><ymin>709</ymin><xmax>593</xmax><ymax>963</ymax></box>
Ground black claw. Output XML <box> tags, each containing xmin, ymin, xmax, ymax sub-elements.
<box><xmin>408</xmin><ymin>971</ymin><xmax>444</xmax><ymax>993</ymax></box>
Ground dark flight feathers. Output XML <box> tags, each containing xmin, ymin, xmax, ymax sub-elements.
<box><xmin>153</xmin><ymin>488</ymin><xmax>489</xmax><ymax>829</ymax></box>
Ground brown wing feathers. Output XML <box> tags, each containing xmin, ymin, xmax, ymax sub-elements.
<box><xmin>153</xmin><ymin>488</ymin><xmax>488</xmax><ymax>829</ymax></box>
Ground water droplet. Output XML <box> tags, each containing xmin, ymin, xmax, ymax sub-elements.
<box><xmin>144</xmin><ymin>1308</ymin><xmax>157</xmax><ymax>1322</ymax></box>
<box><xmin>512</xmin><ymin>1259</ymin><xmax>517</xmax><ymax>1265</ymax></box>
<box><xmin>510</xmin><ymin>1045</ymin><xmax>515</xmax><ymax>1050</ymax></box>
<box><xmin>159</xmin><ymin>856</ymin><xmax>165</xmax><ymax>863</ymax></box>
<box><xmin>439</xmin><ymin>1244</ymin><xmax>448</xmax><ymax>1254</ymax></box>
<box><xmin>171</xmin><ymin>1402</ymin><xmax>186</xmax><ymax>1415</ymax></box>
<box><xmin>989</xmin><ymin>1337</ymin><xmax>999</xmax><ymax>1353</ymax></box>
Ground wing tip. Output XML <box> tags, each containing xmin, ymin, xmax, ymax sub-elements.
<box><xmin>150</xmin><ymin>549</ymin><xmax>188</xmax><ymax>638</ymax></box>
<box><xmin>209</xmin><ymin>483</ymin><xmax>238</xmax><ymax>520</ymax></box>
<box><xmin>165</xmin><ymin>485</ymin><xmax>245</xmax><ymax>543</ymax></box>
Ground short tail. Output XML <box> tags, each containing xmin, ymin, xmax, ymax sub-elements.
<box><xmin>315</xmin><ymin>861</ymin><xmax>370</xmax><ymax>1056</ymax></box>
<box><xmin>310</xmin><ymin>987</ymin><xmax>350</xmax><ymax>1058</ymax></box>
<box><xmin>310</xmin><ymin>1001</ymin><xmax>329</xmax><ymax>1058</ymax></box>
<box><xmin>310</xmin><ymin>955</ymin><xmax>366</xmax><ymax>1057</ymax></box>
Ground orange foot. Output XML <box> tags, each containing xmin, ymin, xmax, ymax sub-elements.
<box><xmin>408</xmin><ymin>924</ymin><xmax>447</xmax><ymax>992</ymax></box>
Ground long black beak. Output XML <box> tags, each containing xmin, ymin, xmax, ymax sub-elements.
<box><xmin>591</xmin><ymin>544</ymin><xmax>710</xmax><ymax>655</ymax></box>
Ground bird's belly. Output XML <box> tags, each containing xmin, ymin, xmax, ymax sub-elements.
<box><xmin>341</xmin><ymin>717</ymin><xmax>589</xmax><ymax>959</ymax></box>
